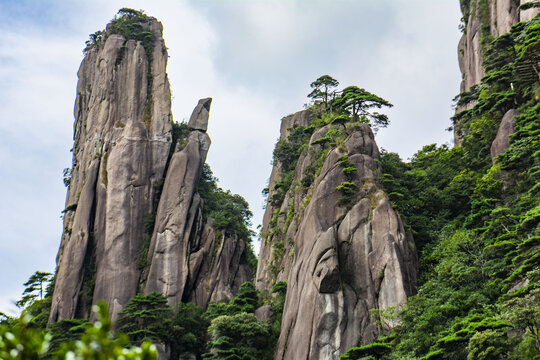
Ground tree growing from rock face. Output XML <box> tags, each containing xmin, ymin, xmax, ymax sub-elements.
<box><xmin>308</xmin><ymin>75</ymin><xmax>339</xmax><ymax>110</ymax></box>
<box><xmin>333</xmin><ymin>86</ymin><xmax>393</xmax><ymax>129</ymax></box>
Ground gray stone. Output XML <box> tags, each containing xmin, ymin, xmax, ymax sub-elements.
<box><xmin>259</xmin><ymin>115</ymin><xmax>417</xmax><ymax>359</ymax></box>
<box><xmin>454</xmin><ymin>0</ymin><xmax>522</xmax><ymax>145</ymax></box>
<box><xmin>491</xmin><ymin>109</ymin><xmax>519</xmax><ymax>162</ymax></box>
<box><xmin>50</xmin><ymin>18</ymin><xmax>173</xmax><ymax>323</ymax></box>
<box><xmin>185</xmin><ymin>220</ymin><xmax>253</xmax><ymax>309</ymax></box>
<box><xmin>50</xmin><ymin>16</ymin><xmax>250</xmax><ymax>325</ymax></box>
<box><xmin>144</xmin><ymin>129</ymin><xmax>210</xmax><ymax>305</ymax></box>
<box><xmin>188</xmin><ymin>98</ymin><xmax>212</xmax><ymax>131</ymax></box>
<box><xmin>520</xmin><ymin>1</ymin><xmax>540</xmax><ymax>21</ymax></box>
<box><xmin>255</xmin><ymin>305</ymin><xmax>273</xmax><ymax>322</ymax></box>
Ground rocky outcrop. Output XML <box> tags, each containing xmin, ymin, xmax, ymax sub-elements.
<box><xmin>143</xmin><ymin>100</ymin><xmax>211</xmax><ymax>305</ymax></box>
<box><xmin>49</xmin><ymin>17</ymin><xmax>172</xmax><ymax>322</ymax></box>
<box><xmin>491</xmin><ymin>109</ymin><xmax>519</xmax><ymax>162</ymax></box>
<box><xmin>455</xmin><ymin>0</ymin><xmax>538</xmax><ymax>145</ymax></box>
<box><xmin>256</xmin><ymin>110</ymin><xmax>312</xmax><ymax>288</ymax></box>
<box><xmin>258</xmin><ymin>111</ymin><xmax>417</xmax><ymax>360</ymax></box>
<box><xmin>50</xmin><ymin>12</ymin><xmax>252</xmax><ymax>323</ymax></box>
<box><xmin>458</xmin><ymin>0</ymin><xmax>539</xmax><ymax>94</ymax></box>
<box><xmin>186</xmin><ymin>220</ymin><xmax>253</xmax><ymax>308</ymax></box>
<box><xmin>142</xmin><ymin>98</ymin><xmax>253</xmax><ymax>309</ymax></box>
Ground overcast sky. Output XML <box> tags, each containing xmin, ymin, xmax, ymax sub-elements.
<box><xmin>0</xmin><ymin>0</ymin><xmax>462</xmax><ymax>315</ymax></box>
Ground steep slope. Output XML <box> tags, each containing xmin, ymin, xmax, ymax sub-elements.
<box><xmin>455</xmin><ymin>0</ymin><xmax>539</xmax><ymax>143</ymax></box>
<box><xmin>258</xmin><ymin>109</ymin><xmax>417</xmax><ymax>359</ymax></box>
<box><xmin>50</xmin><ymin>10</ymin><xmax>253</xmax><ymax>323</ymax></box>
<box><xmin>347</xmin><ymin>7</ymin><xmax>539</xmax><ymax>360</ymax></box>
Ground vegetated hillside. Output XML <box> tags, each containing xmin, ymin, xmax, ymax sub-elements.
<box><xmin>341</xmin><ymin>13</ymin><xmax>540</xmax><ymax>360</ymax></box>
<box><xmin>1</xmin><ymin>5</ymin><xmax>539</xmax><ymax>360</ymax></box>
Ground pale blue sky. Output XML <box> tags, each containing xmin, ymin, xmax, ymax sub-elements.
<box><xmin>0</xmin><ymin>0</ymin><xmax>462</xmax><ymax>315</ymax></box>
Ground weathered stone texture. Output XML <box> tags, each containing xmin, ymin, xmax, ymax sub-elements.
<box><xmin>51</xmin><ymin>17</ymin><xmax>252</xmax><ymax>324</ymax></box>
<box><xmin>455</xmin><ymin>0</ymin><xmax>538</xmax><ymax>145</ymax></box>
<box><xmin>50</xmin><ymin>19</ymin><xmax>173</xmax><ymax>322</ymax></box>
<box><xmin>258</xmin><ymin>112</ymin><xmax>417</xmax><ymax>360</ymax></box>
<box><xmin>186</xmin><ymin>220</ymin><xmax>253</xmax><ymax>308</ymax></box>
<box><xmin>491</xmin><ymin>109</ymin><xmax>519</xmax><ymax>162</ymax></box>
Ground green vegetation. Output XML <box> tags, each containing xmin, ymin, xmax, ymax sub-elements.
<box><xmin>308</xmin><ymin>75</ymin><xmax>340</xmax><ymax>111</ymax></box>
<box><xmin>264</xmin><ymin>76</ymin><xmax>392</xmax><ymax>284</ymax></box>
<box><xmin>203</xmin><ymin>281</ymin><xmax>282</xmax><ymax>360</ymax></box>
<box><xmin>5</xmin><ymin>275</ymin><xmax>282</xmax><ymax>360</ymax></box>
<box><xmin>15</xmin><ymin>271</ymin><xmax>53</xmax><ymax>309</ymax></box>
<box><xmin>341</xmin><ymin>14</ymin><xmax>540</xmax><ymax>360</ymax></box>
<box><xmin>0</xmin><ymin>303</ymin><xmax>157</xmax><ymax>360</ymax></box>
<box><xmin>62</xmin><ymin>168</ymin><xmax>72</xmax><ymax>188</ymax></box>
<box><xmin>205</xmin><ymin>313</ymin><xmax>270</xmax><ymax>360</ymax></box>
<box><xmin>332</xmin><ymin>86</ymin><xmax>393</xmax><ymax>130</ymax></box>
<box><xmin>117</xmin><ymin>292</ymin><xmax>173</xmax><ymax>346</ymax></box>
<box><xmin>198</xmin><ymin>163</ymin><xmax>258</xmax><ymax>271</ymax></box>
<box><xmin>83</xmin><ymin>8</ymin><xmax>154</xmax><ymax>61</ymax></box>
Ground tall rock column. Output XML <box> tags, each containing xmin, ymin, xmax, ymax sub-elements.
<box><xmin>49</xmin><ymin>16</ymin><xmax>173</xmax><ymax>322</ymax></box>
<box><xmin>143</xmin><ymin>98</ymin><xmax>212</xmax><ymax>305</ymax></box>
<box><xmin>258</xmin><ymin>111</ymin><xmax>417</xmax><ymax>360</ymax></box>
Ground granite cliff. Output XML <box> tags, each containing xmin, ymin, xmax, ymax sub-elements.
<box><xmin>455</xmin><ymin>0</ymin><xmax>539</xmax><ymax>145</ymax></box>
<box><xmin>257</xmin><ymin>109</ymin><xmax>418</xmax><ymax>359</ymax></box>
<box><xmin>49</xmin><ymin>11</ymin><xmax>252</xmax><ymax>323</ymax></box>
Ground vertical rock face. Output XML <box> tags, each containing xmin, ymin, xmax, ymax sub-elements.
<box><xmin>457</xmin><ymin>0</ymin><xmax>539</xmax><ymax>94</ymax></box>
<box><xmin>50</xmin><ymin>13</ymin><xmax>252</xmax><ymax>323</ymax></box>
<box><xmin>50</xmin><ymin>18</ymin><xmax>172</xmax><ymax>322</ymax></box>
<box><xmin>455</xmin><ymin>0</ymin><xmax>539</xmax><ymax>145</ymax></box>
<box><xmin>186</xmin><ymin>221</ymin><xmax>253</xmax><ymax>308</ymax></box>
<box><xmin>143</xmin><ymin>100</ymin><xmax>211</xmax><ymax>305</ymax></box>
<box><xmin>258</xmin><ymin>111</ymin><xmax>417</xmax><ymax>360</ymax></box>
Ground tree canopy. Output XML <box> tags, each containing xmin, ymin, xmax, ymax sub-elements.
<box><xmin>308</xmin><ymin>75</ymin><xmax>339</xmax><ymax>110</ymax></box>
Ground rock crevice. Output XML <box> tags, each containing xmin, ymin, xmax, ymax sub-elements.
<box><xmin>258</xmin><ymin>112</ymin><xmax>417</xmax><ymax>360</ymax></box>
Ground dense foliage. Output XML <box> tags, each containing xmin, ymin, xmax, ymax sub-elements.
<box><xmin>0</xmin><ymin>303</ymin><xmax>157</xmax><ymax>360</ymax></box>
<box><xmin>198</xmin><ymin>163</ymin><xmax>258</xmax><ymax>271</ymax></box>
<box><xmin>83</xmin><ymin>8</ymin><xmax>154</xmax><ymax>60</ymax></box>
<box><xmin>342</xmin><ymin>14</ymin><xmax>540</xmax><ymax>360</ymax></box>
<box><xmin>2</xmin><ymin>278</ymin><xmax>285</xmax><ymax>360</ymax></box>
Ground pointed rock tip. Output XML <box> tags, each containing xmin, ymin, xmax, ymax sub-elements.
<box><xmin>188</xmin><ymin>98</ymin><xmax>212</xmax><ymax>132</ymax></box>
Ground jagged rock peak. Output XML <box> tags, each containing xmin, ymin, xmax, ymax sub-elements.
<box><xmin>258</xmin><ymin>110</ymin><xmax>417</xmax><ymax>359</ymax></box>
<box><xmin>49</xmin><ymin>10</ymin><xmax>251</xmax><ymax>325</ymax></box>
<box><xmin>188</xmin><ymin>97</ymin><xmax>212</xmax><ymax>132</ymax></box>
<box><xmin>49</xmin><ymin>10</ymin><xmax>173</xmax><ymax>323</ymax></box>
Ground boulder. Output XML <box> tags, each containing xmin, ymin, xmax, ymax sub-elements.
<box><xmin>188</xmin><ymin>98</ymin><xmax>212</xmax><ymax>131</ymax></box>
<box><xmin>491</xmin><ymin>109</ymin><xmax>519</xmax><ymax>162</ymax></box>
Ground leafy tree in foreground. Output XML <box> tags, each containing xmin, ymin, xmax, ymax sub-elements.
<box><xmin>56</xmin><ymin>302</ymin><xmax>157</xmax><ymax>360</ymax></box>
<box><xmin>0</xmin><ymin>302</ymin><xmax>156</xmax><ymax>360</ymax></box>
<box><xmin>48</xmin><ymin>318</ymin><xmax>90</xmax><ymax>355</ymax></box>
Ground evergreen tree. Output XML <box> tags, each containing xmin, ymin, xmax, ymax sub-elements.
<box><xmin>308</xmin><ymin>75</ymin><xmax>339</xmax><ymax>110</ymax></box>
<box><xmin>16</xmin><ymin>271</ymin><xmax>52</xmax><ymax>308</ymax></box>
<box><xmin>117</xmin><ymin>292</ymin><xmax>173</xmax><ymax>346</ymax></box>
<box><xmin>332</xmin><ymin>86</ymin><xmax>393</xmax><ymax>129</ymax></box>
